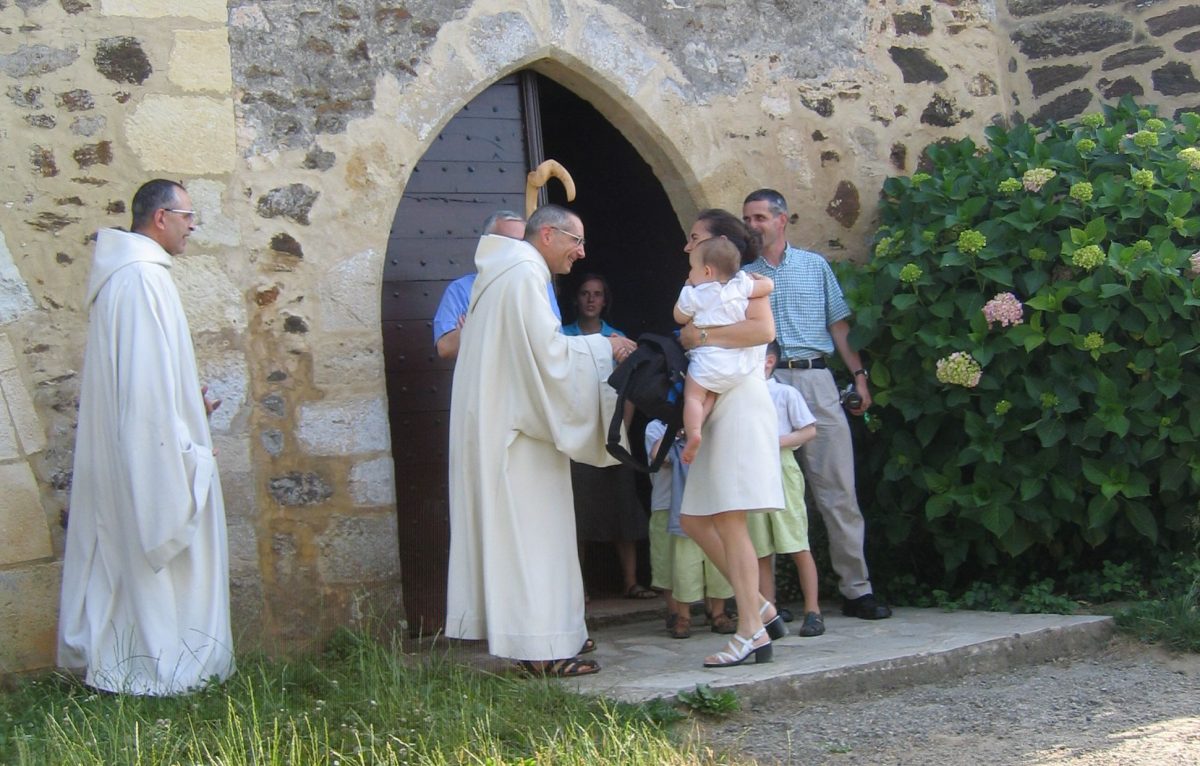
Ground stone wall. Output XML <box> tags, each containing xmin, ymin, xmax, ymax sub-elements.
<box><xmin>996</xmin><ymin>0</ymin><xmax>1200</xmax><ymax>125</ymax></box>
<box><xmin>4</xmin><ymin>0</ymin><xmax>1138</xmax><ymax>675</ymax></box>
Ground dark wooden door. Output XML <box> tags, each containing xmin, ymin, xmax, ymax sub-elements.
<box><xmin>383</xmin><ymin>75</ymin><xmax>539</xmax><ymax>636</ymax></box>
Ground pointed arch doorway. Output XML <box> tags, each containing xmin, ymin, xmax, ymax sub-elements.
<box><xmin>382</xmin><ymin>70</ymin><xmax>687</xmax><ymax>636</ymax></box>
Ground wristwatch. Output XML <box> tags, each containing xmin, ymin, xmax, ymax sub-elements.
<box><xmin>853</xmin><ymin>368</ymin><xmax>869</xmax><ymax>380</ymax></box>
<box><xmin>699</xmin><ymin>329</ymin><xmax>708</xmax><ymax>346</ymax></box>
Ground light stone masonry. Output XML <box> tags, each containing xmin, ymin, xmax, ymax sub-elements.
<box><xmin>0</xmin><ymin>462</ymin><xmax>52</xmax><ymax>566</ymax></box>
<box><xmin>125</xmin><ymin>96</ymin><xmax>237</xmax><ymax>174</ymax></box>
<box><xmin>100</xmin><ymin>0</ymin><xmax>228</xmax><ymax>23</ymax></box>
<box><xmin>0</xmin><ymin>334</ymin><xmax>45</xmax><ymax>456</ymax></box>
<box><xmin>169</xmin><ymin>29</ymin><xmax>234</xmax><ymax>93</ymax></box>
<box><xmin>297</xmin><ymin>397</ymin><xmax>390</xmax><ymax>456</ymax></box>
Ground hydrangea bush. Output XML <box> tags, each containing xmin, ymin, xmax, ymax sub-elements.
<box><xmin>837</xmin><ymin>98</ymin><xmax>1200</xmax><ymax>582</ymax></box>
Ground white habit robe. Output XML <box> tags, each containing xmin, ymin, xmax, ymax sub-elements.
<box><xmin>446</xmin><ymin>234</ymin><xmax>619</xmax><ymax>660</ymax></box>
<box><xmin>58</xmin><ymin>228</ymin><xmax>234</xmax><ymax>695</ymax></box>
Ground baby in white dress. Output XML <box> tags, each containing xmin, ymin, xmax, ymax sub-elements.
<box><xmin>673</xmin><ymin>236</ymin><xmax>773</xmax><ymax>464</ymax></box>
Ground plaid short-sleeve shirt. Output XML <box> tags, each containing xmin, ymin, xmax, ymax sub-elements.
<box><xmin>744</xmin><ymin>244</ymin><xmax>851</xmax><ymax>360</ymax></box>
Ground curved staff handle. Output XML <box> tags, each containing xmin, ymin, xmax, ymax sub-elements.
<box><xmin>525</xmin><ymin>159</ymin><xmax>576</xmax><ymax>217</ymax></box>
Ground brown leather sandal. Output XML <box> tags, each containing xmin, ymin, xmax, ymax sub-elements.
<box><xmin>669</xmin><ymin>614</ymin><xmax>692</xmax><ymax>639</ymax></box>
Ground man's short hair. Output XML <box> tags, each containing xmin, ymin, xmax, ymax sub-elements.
<box><xmin>525</xmin><ymin>204</ymin><xmax>576</xmax><ymax>243</ymax></box>
<box><xmin>743</xmin><ymin>188</ymin><xmax>789</xmax><ymax>217</ymax></box>
<box><xmin>131</xmin><ymin>179</ymin><xmax>185</xmax><ymax>231</ymax></box>
<box><xmin>696</xmin><ymin>237</ymin><xmax>742</xmax><ymax>279</ymax></box>
<box><xmin>766</xmin><ymin>340</ymin><xmax>781</xmax><ymax>359</ymax></box>
<box><xmin>482</xmin><ymin>210</ymin><xmax>524</xmax><ymax>235</ymax></box>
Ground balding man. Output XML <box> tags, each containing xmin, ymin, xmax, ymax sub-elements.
<box><xmin>445</xmin><ymin>204</ymin><xmax>636</xmax><ymax>677</ymax></box>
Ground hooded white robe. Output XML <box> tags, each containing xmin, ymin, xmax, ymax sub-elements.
<box><xmin>57</xmin><ymin>228</ymin><xmax>234</xmax><ymax>695</ymax></box>
<box><xmin>445</xmin><ymin>234</ymin><xmax>619</xmax><ymax>660</ymax></box>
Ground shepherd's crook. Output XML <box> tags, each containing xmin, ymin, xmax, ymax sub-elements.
<box><xmin>525</xmin><ymin>160</ymin><xmax>576</xmax><ymax>217</ymax></box>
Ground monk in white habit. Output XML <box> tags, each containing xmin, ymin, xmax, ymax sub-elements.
<box><xmin>58</xmin><ymin>179</ymin><xmax>235</xmax><ymax>695</ymax></box>
<box><xmin>446</xmin><ymin>204</ymin><xmax>637</xmax><ymax>677</ymax></box>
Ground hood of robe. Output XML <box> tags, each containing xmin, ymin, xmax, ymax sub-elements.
<box><xmin>471</xmin><ymin>234</ymin><xmax>549</xmax><ymax>300</ymax></box>
<box><xmin>86</xmin><ymin>228</ymin><xmax>171</xmax><ymax>307</ymax></box>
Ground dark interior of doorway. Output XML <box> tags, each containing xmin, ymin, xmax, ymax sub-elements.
<box><xmin>535</xmin><ymin>74</ymin><xmax>688</xmax><ymax>598</ymax></box>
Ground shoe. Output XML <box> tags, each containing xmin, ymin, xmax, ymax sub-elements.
<box><xmin>703</xmin><ymin>628</ymin><xmax>772</xmax><ymax>667</ymax></box>
<box><xmin>517</xmin><ymin>657</ymin><xmax>600</xmax><ymax>678</ymax></box>
<box><xmin>759</xmin><ymin>600</ymin><xmax>789</xmax><ymax>641</ymax></box>
<box><xmin>579</xmin><ymin>637</ymin><xmax>596</xmax><ymax>654</ymax></box>
<box><xmin>841</xmin><ymin>593</ymin><xmax>892</xmax><ymax>620</ymax></box>
<box><xmin>707</xmin><ymin>611</ymin><xmax>737</xmax><ymax>634</ymax></box>
<box><xmin>670</xmin><ymin>614</ymin><xmax>692</xmax><ymax>639</ymax></box>
<box><xmin>798</xmin><ymin>611</ymin><xmax>825</xmax><ymax>637</ymax></box>
<box><xmin>778</xmin><ymin>606</ymin><xmax>795</xmax><ymax>623</ymax></box>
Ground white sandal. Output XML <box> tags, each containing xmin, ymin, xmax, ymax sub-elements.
<box><xmin>703</xmin><ymin>627</ymin><xmax>773</xmax><ymax>667</ymax></box>
<box><xmin>760</xmin><ymin>600</ymin><xmax>789</xmax><ymax>641</ymax></box>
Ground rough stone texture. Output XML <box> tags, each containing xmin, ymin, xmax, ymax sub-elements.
<box><xmin>313</xmin><ymin>342</ymin><xmax>383</xmax><ymax>389</ymax></box>
<box><xmin>7</xmin><ymin>85</ymin><xmax>42</xmax><ymax>108</ymax></box>
<box><xmin>70</xmin><ymin>115</ymin><xmax>106</xmax><ymax>136</ymax></box>
<box><xmin>320</xmin><ymin>249</ymin><xmax>379</xmax><ymax>331</ymax></box>
<box><xmin>283</xmin><ymin>314</ymin><xmax>308</xmax><ymax>333</ymax></box>
<box><xmin>268</xmin><ymin>471</ymin><xmax>333</xmax><ymax>506</ymax></box>
<box><xmin>1152</xmin><ymin>60</ymin><xmax>1200</xmax><ymax>95</ymax></box>
<box><xmin>302</xmin><ymin>145</ymin><xmax>336</xmax><ymax>170</ymax></box>
<box><xmin>296</xmin><ymin>396</ymin><xmax>389</xmax><ymax>456</ymax></box>
<box><xmin>0</xmin><ymin>233</ymin><xmax>37</xmax><ymax>325</ymax></box>
<box><xmin>125</xmin><ymin>96</ymin><xmax>236</xmax><ymax>173</ymax></box>
<box><xmin>1177</xmin><ymin>29</ymin><xmax>1200</xmax><ymax>51</ymax></box>
<box><xmin>256</xmin><ymin>183</ymin><xmax>319</xmax><ymax>225</ymax></box>
<box><xmin>889</xmin><ymin>47</ymin><xmax>949</xmax><ymax>83</ymax></box>
<box><xmin>55</xmin><ymin>88</ymin><xmax>93</xmax><ymax>111</ymax></box>
<box><xmin>195</xmin><ymin>351</ymin><xmax>248</xmax><ymax>434</ymax></box>
<box><xmin>173</xmin><ymin>254</ymin><xmax>248</xmax><ymax>335</ymax></box>
<box><xmin>30</xmin><ymin>146</ymin><xmax>57</xmax><ymax>177</ymax></box>
<box><xmin>317</xmin><ymin>513</ymin><xmax>399</xmax><ymax>584</ymax></box>
<box><xmin>24</xmin><ymin>114</ymin><xmax>56</xmax><ymax>129</ymax></box>
<box><xmin>1101</xmin><ymin>75</ymin><xmax>1145</xmax><ymax>98</ymax></box>
<box><xmin>1030</xmin><ymin>87</ymin><xmax>1094</xmax><ymax>124</ymax></box>
<box><xmin>0</xmin><ymin>462</ymin><xmax>52</xmax><ymax>565</ymax></box>
<box><xmin>894</xmin><ymin>6</ymin><xmax>934</xmax><ymax>36</ymax></box>
<box><xmin>0</xmin><ymin>336</ymin><xmax>46</xmax><ymax>456</ymax></box>
<box><xmin>100</xmin><ymin>0</ymin><xmax>227</xmax><ymax>21</ymax></box>
<box><xmin>93</xmin><ymin>36</ymin><xmax>152</xmax><ymax>84</ymax></box>
<box><xmin>260</xmin><ymin>393</ymin><xmax>285</xmax><ymax>417</ymax></box>
<box><xmin>921</xmin><ymin>93</ymin><xmax>967</xmax><ymax>126</ymax></box>
<box><xmin>825</xmin><ymin>181</ymin><xmax>860</xmax><ymax>229</ymax></box>
<box><xmin>184</xmin><ymin>178</ymin><xmax>241</xmax><ymax>248</ymax></box>
<box><xmin>890</xmin><ymin>142</ymin><xmax>908</xmax><ymax>170</ymax></box>
<box><xmin>1101</xmin><ymin>45</ymin><xmax>1165</xmax><ymax>71</ymax></box>
<box><xmin>169</xmin><ymin>28</ymin><xmax>233</xmax><ymax>92</ymax></box>
<box><xmin>1145</xmin><ymin>5</ymin><xmax>1200</xmax><ymax>36</ymax></box>
<box><xmin>1011</xmin><ymin>13</ymin><xmax>1133</xmax><ymax>60</ymax></box>
<box><xmin>349</xmin><ymin>456</ymin><xmax>396</xmax><ymax>507</ymax></box>
<box><xmin>0</xmin><ymin>44</ymin><xmax>78</xmax><ymax>77</ymax></box>
<box><xmin>72</xmin><ymin>140</ymin><xmax>113</xmax><ymax>168</ymax></box>
<box><xmin>1007</xmin><ymin>0</ymin><xmax>1106</xmax><ymax>17</ymax></box>
<box><xmin>1027</xmin><ymin>63</ymin><xmax>1091</xmax><ymax>97</ymax></box>
<box><xmin>260</xmin><ymin>428</ymin><xmax>283</xmax><ymax>456</ymax></box>
<box><xmin>0</xmin><ymin>561</ymin><xmax>61</xmax><ymax>673</ymax></box>
<box><xmin>269</xmin><ymin>232</ymin><xmax>303</xmax><ymax>258</ymax></box>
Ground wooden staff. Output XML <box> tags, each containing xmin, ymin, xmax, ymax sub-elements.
<box><xmin>525</xmin><ymin>159</ymin><xmax>576</xmax><ymax>217</ymax></box>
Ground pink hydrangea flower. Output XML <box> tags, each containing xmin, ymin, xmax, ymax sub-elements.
<box><xmin>982</xmin><ymin>292</ymin><xmax>1024</xmax><ymax>328</ymax></box>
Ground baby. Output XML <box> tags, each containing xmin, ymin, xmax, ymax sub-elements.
<box><xmin>672</xmin><ymin>236</ymin><xmax>773</xmax><ymax>464</ymax></box>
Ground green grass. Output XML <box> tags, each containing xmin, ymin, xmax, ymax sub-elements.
<box><xmin>1115</xmin><ymin>578</ymin><xmax>1200</xmax><ymax>654</ymax></box>
<box><xmin>0</xmin><ymin>629</ymin><xmax>733</xmax><ymax>765</ymax></box>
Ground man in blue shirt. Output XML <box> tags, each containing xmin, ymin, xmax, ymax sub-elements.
<box><xmin>432</xmin><ymin>210</ymin><xmax>562</xmax><ymax>359</ymax></box>
<box><xmin>742</xmin><ymin>188</ymin><xmax>891</xmax><ymax>620</ymax></box>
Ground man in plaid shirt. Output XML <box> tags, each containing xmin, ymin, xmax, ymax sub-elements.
<box><xmin>742</xmin><ymin>188</ymin><xmax>891</xmax><ymax>621</ymax></box>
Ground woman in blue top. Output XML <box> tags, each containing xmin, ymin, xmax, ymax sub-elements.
<box><xmin>563</xmin><ymin>274</ymin><xmax>654</xmax><ymax>600</ymax></box>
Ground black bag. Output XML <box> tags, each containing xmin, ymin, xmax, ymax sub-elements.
<box><xmin>606</xmin><ymin>333</ymin><xmax>689</xmax><ymax>472</ymax></box>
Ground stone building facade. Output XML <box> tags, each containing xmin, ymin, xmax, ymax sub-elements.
<box><xmin>1</xmin><ymin>0</ymin><xmax>1197</xmax><ymax>675</ymax></box>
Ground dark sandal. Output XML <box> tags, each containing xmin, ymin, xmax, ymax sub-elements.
<box><xmin>707</xmin><ymin>611</ymin><xmax>737</xmax><ymax>634</ymax></box>
<box><xmin>579</xmin><ymin>637</ymin><xmax>596</xmax><ymax>654</ymax></box>
<box><xmin>517</xmin><ymin>657</ymin><xmax>600</xmax><ymax>678</ymax></box>
<box><xmin>670</xmin><ymin>615</ymin><xmax>692</xmax><ymax>639</ymax></box>
<box><xmin>624</xmin><ymin>584</ymin><xmax>658</xmax><ymax>599</ymax></box>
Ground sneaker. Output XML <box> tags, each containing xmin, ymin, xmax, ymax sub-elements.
<box><xmin>841</xmin><ymin>593</ymin><xmax>892</xmax><ymax>620</ymax></box>
<box><xmin>798</xmin><ymin>611</ymin><xmax>825</xmax><ymax>637</ymax></box>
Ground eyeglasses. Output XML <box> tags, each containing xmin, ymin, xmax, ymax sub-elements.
<box><xmin>551</xmin><ymin>227</ymin><xmax>586</xmax><ymax>248</ymax></box>
<box><xmin>163</xmin><ymin>208</ymin><xmax>200</xmax><ymax>225</ymax></box>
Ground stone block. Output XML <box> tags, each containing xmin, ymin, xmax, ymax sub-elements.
<box><xmin>297</xmin><ymin>396</ymin><xmax>389</xmax><ymax>456</ymax></box>
<box><xmin>185</xmin><ymin>178</ymin><xmax>241</xmax><ymax>248</ymax></box>
<box><xmin>0</xmin><ymin>369</ymin><xmax>45</xmax><ymax>455</ymax></box>
<box><xmin>173</xmin><ymin>254</ymin><xmax>248</xmax><ymax>335</ymax></box>
<box><xmin>1146</xmin><ymin>5</ymin><xmax>1200</xmax><ymax>37</ymax></box>
<box><xmin>0</xmin><ymin>44</ymin><xmax>78</xmax><ymax>78</ymax></box>
<box><xmin>1101</xmin><ymin>76</ymin><xmax>1144</xmax><ymax>99</ymax></box>
<box><xmin>0</xmin><ymin>462</ymin><xmax>52</xmax><ymax>566</ymax></box>
<box><xmin>889</xmin><ymin>47</ymin><xmax>948</xmax><ymax>84</ymax></box>
<box><xmin>0</xmin><ymin>412</ymin><xmax>18</xmax><ymax>461</ymax></box>
<box><xmin>1027</xmin><ymin>64</ymin><xmax>1091</xmax><ymax>98</ymax></box>
<box><xmin>195</xmin><ymin>350</ymin><xmax>249</xmax><ymax>434</ymax></box>
<box><xmin>0</xmin><ymin>232</ymin><xmax>37</xmax><ymax>326</ymax></box>
<box><xmin>268</xmin><ymin>472</ymin><xmax>333</xmax><ymax>506</ymax></box>
<box><xmin>226</xmin><ymin>514</ymin><xmax>259</xmax><ymax>578</ymax></box>
<box><xmin>94</xmin><ymin>37</ymin><xmax>152</xmax><ymax>84</ymax></box>
<box><xmin>350</xmin><ymin>456</ymin><xmax>396</xmax><ymax>507</ymax></box>
<box><xmin>0</xmin><ymin>561</ymin><xmax>62</xmax><ymax>674</ymax></box>
<box><xmin>100</xmin><ymin>0</ymin><xmax>227</xmax><ymax>22</ymax></box>
<box><xmin>1011</xmin><ymin>14</ymin><xmax>1133</xmax><ymax>60</ymax></box>
<box><xmin>1101</xmin><ymin>45</ymin><xmax>1164</xmax><ymax>72</ymax></box>
<box><xmin>317</xmin><ymin>512</ymin><xmax>400</xmax><ymax>584</ymax></box>
<box><xmin>1177</xmin><ymin>30</ymin><xmax>1200</xmax><ymax>53</ymax></box>
<box><xmin>169</xmin><ymin>28</ymin><xmax>233</xmax><ymax>93</ymax></box>
<box><xmin>1030</xmin><ymin>88</ymin><xmax>1094</xmax><ymax>125</ymax></box>
<box><xmin>256</xmin><ymin>184</ymin><xmax>319</xmax><ymax>225</ymax></box>
<box><xmin>313</xmin><ymin>342</ymin><xmax>383</xmax><ymax>389</ymax></box>
<box><xmin>468</xmin><ymin>12</ymin><xmax>538</xmax><ymax>78</ymax></box>
<box><xmin>320</xmin><ymin>249</ymin><xmax>380</xmax><ymax>331</ymax></box>
<box><xmin>1152</xmin><ymin>61</ymin><xmax>1200</xmax><ymax>96</ymax></box>
<box><xmin>125</xmin><ymin>96</ymin><xmax>236</xmax><ymax>174</ymax></box>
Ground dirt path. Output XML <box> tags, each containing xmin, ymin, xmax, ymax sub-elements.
<box><xmin>698</xmin><ymin>638</ymin><xmax>1200</xmax><ymax>765</ymax></box>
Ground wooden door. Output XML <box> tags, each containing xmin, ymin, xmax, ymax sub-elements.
<box><xmin>382</xmin><ymin>75</ymin><xmax>540</xmax><ymax>636</ymax></box>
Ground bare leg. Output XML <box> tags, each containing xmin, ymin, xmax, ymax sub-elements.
<box><xmin>681</xmin><ymin>512</ymin><xmax>770</xmax><ymax>663</ymax></box>
<box><xmin>757</xmin><ymin>554</ymin><xmax>776</xmax><ymax>605</ymax></box>
<box><xmin>792</xmin><ymin>550</ymin><xmax>821</xmax><ymax>615</ymax></box>
<box><xmin>681</xmin><ymin>376</ymin><xmax>717</xmax><ymax>464</ymax></box>
<box><xmin>616</xmin><ymin>540</ymin><xmax>639</xmax><ymax>593</ymax></box>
